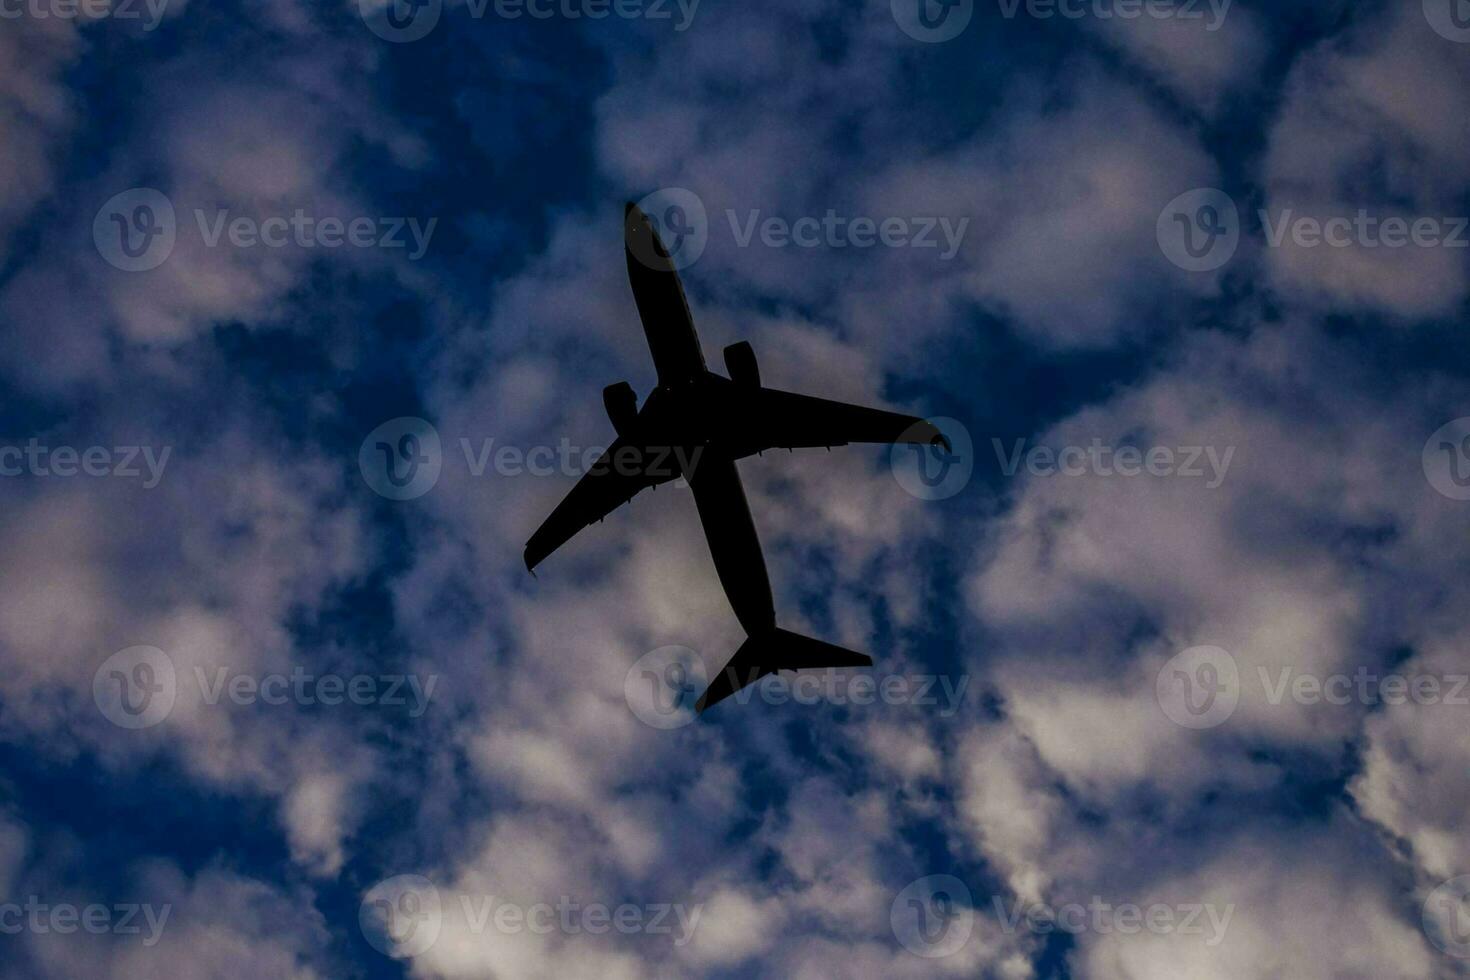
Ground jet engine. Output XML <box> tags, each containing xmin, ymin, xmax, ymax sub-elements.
<box><xmin>603</xmin><ymin>382</ymin><xmax>637</xmax><ymax>437</ymax></box>
<box><xmin>724</xmin><ymin>341</ymin><xmax>760</xmax><ymax>387</ymax></box>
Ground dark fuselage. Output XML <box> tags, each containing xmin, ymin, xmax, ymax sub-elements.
<box><xmin>636</xmin><ymin>373</ymin><xmax>776</xmax><ymax>638</ymax></box>
<box><xmin>623</xmin><ymin>206</ymin><xmax>778</xmax><ymax>636</ymax></box>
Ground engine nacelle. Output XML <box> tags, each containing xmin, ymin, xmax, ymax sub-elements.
<box><xmin>603</xmin><ymin>382</ymin><xmax>637</xmax><ymax>437</ymax></box>
<box><xmin>724</xmin><ymin>341</ymin><xmax>760</xmax><ymax>387</ymax></box>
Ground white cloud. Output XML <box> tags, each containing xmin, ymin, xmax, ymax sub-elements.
<box><xmin>1084</xmin><ymin>2</ymin><xmax>1268</xmax><ymax>113</ymax></box>
<box><xmin>0</xmin><ymin>20</ymin><xmax>82</xmax><ymax>264</ymax></box>
<box><xmin>1260</xmin><ymin>3</ymin><xmax>1470</xmax><ymax>317</ymax></box>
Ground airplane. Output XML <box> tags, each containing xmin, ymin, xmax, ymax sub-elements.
<box><xmin>524</xmin><ymin>202</ymin><xmax>950</xmax><ymax>714</ymax></box>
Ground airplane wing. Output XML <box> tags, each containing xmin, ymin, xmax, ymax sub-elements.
<box><xmin>523</xmin><ymin>434</ymin><xmax>687</xmax><ymax>572</ymax></box>
<box><xmin>726</xmin><ymin>386</ymin><xmax>950</xmax><ymax>457</ymax></box>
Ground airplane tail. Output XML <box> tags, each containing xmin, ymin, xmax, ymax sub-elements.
<box><xmin>695</xmin><ymin>628</ymin><xmax>873</xmax><ymax>714</ymax></box>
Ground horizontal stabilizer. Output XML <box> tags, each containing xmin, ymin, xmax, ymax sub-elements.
<box><xmin>695</xmin><ymin>628</ymin><xmax>872</xmax><ymax>714</ymax></box>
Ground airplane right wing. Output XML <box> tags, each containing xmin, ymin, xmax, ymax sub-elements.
<box><xmin>523</xmin><ymin>434</ymin><xmax>688</xmax><ymax>572</ymax></box>
<box><xmin>724</xmin><ymin>386</ymin><xmax>949</xmax><ymax>458</ymax></box>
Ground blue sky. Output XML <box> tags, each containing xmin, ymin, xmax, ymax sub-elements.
<box><xmin>2</xmin><ymin>0</ymin><xmax>1470</xmax><ymax>977</ymax></box>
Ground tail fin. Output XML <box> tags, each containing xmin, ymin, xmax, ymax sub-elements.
<box><xmin>695</xmin><ymin>628</ymin><xmax>873</xmax><ymax>714</ymax></box>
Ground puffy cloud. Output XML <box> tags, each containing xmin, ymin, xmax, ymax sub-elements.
<box><xmin>2</xmin><ymin>3</ymin><xmax>1469</xmax><ymax>978</ymax></box>
<box><xmin>1078</xmin><ymin>822</ymin><xmax>1438</xmax><ymax>980</ymax></box>
<box><xmin>0</xmin><ymin>810</ymin><xmax>333</xmax><ymax>980</ymax></box>
<box><xmin>1083</xmin><ymin>0</ymin><xmax>1268</xmax><ymax>113</ymax></box>
<box><xmin>0</xmin><ymin>20</ymin><xmax>82</xmax><ymax>264</ymax></box>
<box><xmin>1351</xmin><ymin>638</ymin><xmax>1470</xmax><ymax>884</ymax></box>
<box><xmin>1259</xmin><ymin>2</ymin><xmax>1470</xmax><ymax>317</ymax></box>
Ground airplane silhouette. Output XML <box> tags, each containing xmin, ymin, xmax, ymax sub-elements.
<box><xmin>524</xmin><ymin>202</ymin><xmax>949</xmax><ymax>713</ymax></box>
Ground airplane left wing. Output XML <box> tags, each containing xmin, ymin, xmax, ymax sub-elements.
<box><xmin>524</xmin><ymin>435</ymin><xmax>687</xmax><ymax>572</ymax></box>
<box><xmin>724</xmin><ymin>386</ymin><xmax>949</xmax><ymax>458</ymax></box>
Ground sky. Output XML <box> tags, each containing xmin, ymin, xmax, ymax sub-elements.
<box><xmin>1</xmin><ymin>0</ymin><xmax>1469</xmax><ymax>977</ymax></box>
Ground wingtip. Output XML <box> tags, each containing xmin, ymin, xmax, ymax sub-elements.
<box><xmin>918</xmin><ymin>418</ymin><xmax>951</xmax><ymax>454</ymax></box>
